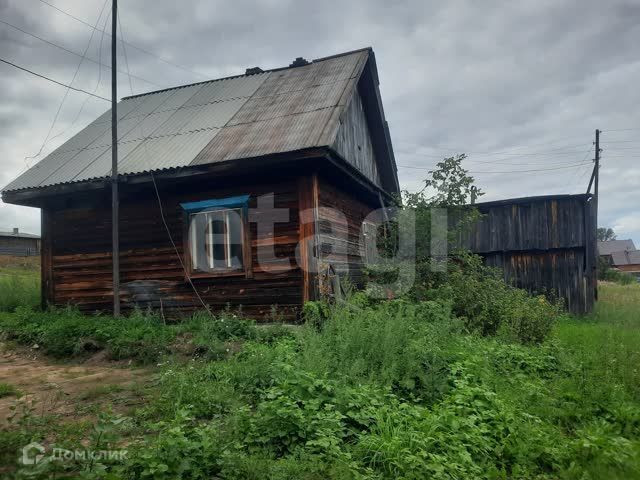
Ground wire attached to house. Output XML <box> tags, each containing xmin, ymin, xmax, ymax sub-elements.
<box><xmin>150</xmin><ymin>170</ymin><xmax>210</xmax><ymax>311</ymax></box>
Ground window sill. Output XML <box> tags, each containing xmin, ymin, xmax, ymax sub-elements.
<box><xmin>187</xmin><ymin>270</ymin><xmax>247</xmax><ymax>281</ymax></box>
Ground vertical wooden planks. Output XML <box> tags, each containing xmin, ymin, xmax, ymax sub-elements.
<box><xmin>298</xmin><ymin>174</ymin><xmax>319</xmax><ymax>303</ymax></box>
<box><xmin>40</xmin><ymin>208</ymin><xmax>54</xmax><ymax>310</ymax></box>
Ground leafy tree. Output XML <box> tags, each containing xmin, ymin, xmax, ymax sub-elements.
<box><xmin>597</xmin><ymin>227</ymin><xmax>617</xmax><ymax>242</ymax></box>
<box><xmin>406</xmin><ymin>153</ymin><xmax>484</xmax><ymax>207</ymax></box>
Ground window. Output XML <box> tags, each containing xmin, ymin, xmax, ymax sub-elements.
<box><xmin>189</xmin><ymin>208</ymin><xmax>245</xmax><ymax>274</ymax></box>
<box><xmin>181</xmin><ymin>195</ymin><xmax>251</xmax><ymax>278</ymax></box>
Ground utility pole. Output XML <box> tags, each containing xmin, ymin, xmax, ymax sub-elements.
<box><xmin>594</xmin><ymin>129</ymin><xmax>600</xmax><ymax>228</ymax></box>
<box><xmin>593</xmin><ymin>128</ymin><xmax>601</xmax><ymax>301</ymax></box>
<box><xmin>111</xmin><ymin>0</ymin><xmax>120</xmax><ymax>317</ymax></box>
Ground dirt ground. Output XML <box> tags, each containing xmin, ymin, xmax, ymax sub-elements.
<box><xmin>0</xmin><ymin>343</ymin><xmax>151</xmax><ymax>424</ymax></box>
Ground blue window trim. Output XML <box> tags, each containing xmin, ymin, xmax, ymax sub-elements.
<box><xmin>180</xmin><ymin>195</ymin><xmax>250</xmax><ymax>214</ymax></box>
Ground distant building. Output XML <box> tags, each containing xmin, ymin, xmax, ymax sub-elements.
<box><xmin>0</xmin><ymin>228</ymin><xmax>41</xmax><ymax>256</ymax></box>
<box><xmin>609</xmin><ymin>249</ymin><xmax>640</xmax><ymax>279</ymax></box>
<box><xmin>598</xmin><ymin>239</ymin><xmax>636</xmax><ymax>264</ymax></box>
<box><xmin>598</xmin><ymin>239</ymin><xmax>640</xmax><ymax>277</ymax></box>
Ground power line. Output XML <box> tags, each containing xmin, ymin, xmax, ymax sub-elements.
<box><xmin>24</xmin><ymin>0</ymin><xmax>110</xmax><ymax>163</ymax></box>
<box><xmin>0</xmin><ymin>18</ymin><xmax>160</xmax><ymax>87</ymax></box>
<box><xmin>36</xmin><ymin>0</ymin><xmax>209</xmax><ymax>80</ymax></box>
<box><xmin>568</xmin><ymin>148</ymin><xmax>594</xmax><ymax>192</ymax></box>
<box><xmin>397</xmin><ymin>161</ymin><xmax>593</xmax><ymax>174</ymax></box>
<box><xmin>44</xmin><ymin>7</ymin><xmax>113</xmax><ymax>147</ymax></box>
<box><xmin>396</xmin><ymin>137</ymin><xmax>592</xmax><ymax>156</ymax></box>
<box><xmin>0</xmin><ymin>57</ymin><xmax>110</xmax><ymax>101</ymax></box>
<box><xmin>118</xmin><ymin>10</ymin><xmax>134</xmax><ymax>95</ymax></box>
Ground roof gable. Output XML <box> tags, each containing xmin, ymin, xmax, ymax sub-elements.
<box><xmin>3</xmin><ymin>48</ymin><xmax>398</xmax><ymax>197</ymax></box>
<box><xmin>598</xmin><ymin>239</ymin><xmax>637</xmax><ymax>256</ymax></box>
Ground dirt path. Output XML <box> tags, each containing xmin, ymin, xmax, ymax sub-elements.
<box><xmin>0</xmin><ymin>344</ymin><xmax>152</xmax><ymax>424</ymax></box>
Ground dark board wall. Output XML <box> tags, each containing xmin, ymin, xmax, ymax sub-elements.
<box><xmin>459</xmin><ymin>194</ymin><xmax>596</xmax><ymax>314</ymax></box>
<box><xmin>43</xmin><ymin>174</ymin><xmax>306</xmax><ymax>320</ymax></box>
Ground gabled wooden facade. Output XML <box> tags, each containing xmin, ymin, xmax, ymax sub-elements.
<box><xmin>2</xmin><ymin>48</ymin><xmax>399</xmax><ymax>320</ymax></box>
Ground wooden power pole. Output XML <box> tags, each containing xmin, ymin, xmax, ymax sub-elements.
<box><xmin>593</xmin><ymin>128</ymin><xmax>601</xmax><ymax>300</ymax></box>
<box><xmin>111</xmin><ymin>0</ymin><xmax>120</xmax><ymax>317</ymax></box>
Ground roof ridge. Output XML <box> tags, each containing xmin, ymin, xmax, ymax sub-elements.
<box><xmin>121</xmin><ymin>48</ymin><xmax>372</xmax><ymax>101</ymax></box>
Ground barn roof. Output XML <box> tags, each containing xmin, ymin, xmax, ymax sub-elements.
<box><xmin>598</xmin><ymin>239</ymin><xmax>636</xmax><ymax>256</ymax></box>
<box><xmin>3</xmin><ymin>48</ymin><xmax>398</xmax><ymax>196</ymax></box>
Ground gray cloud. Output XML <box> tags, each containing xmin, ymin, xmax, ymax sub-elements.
<box><xmin>0</xmin><ymin>0</ymin><xmax>638</xmax><ymax>243</ymax></box>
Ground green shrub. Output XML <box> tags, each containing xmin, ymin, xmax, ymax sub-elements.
<box><xmin>299</xmin><ymin>298</ymin><xmax>458</xmax><ymax>403</ymax></box>
<box><xmin>601</xmin><ymin>268</ymin><xmax>636</xmax><ymax>285</ymax></box>
<box><xmin>423</xmin><ymin>254</ymin><xmax>561</xmax><ymax>344</ymax></box>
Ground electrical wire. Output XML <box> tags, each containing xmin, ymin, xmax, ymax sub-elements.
<box><xmin>23</xmin><ymin>0</ymin><xmax>110</xmax><ymax>164</ymax></box>
<box><xmin>395</xmin><ymin>138</ymin><xmax>592</xmax><ymax>157</ymax></box>
<box><xmin>396</xmin><ymin>134</ymin><xmax>591</xmax><ymax>150</ymax></box>
<box><xmin>43</xmin><ymin>6</ymin><xmax>113</xmax><ymax>148</ymax></box>
<box><xmin>0</xmin><ymin>19</ymin><xmax>159</xmax><ymax>87</ymax></box>
<box><xmin>36</xmin><ymin>0</ymin><xmax>208</xmax><ymax>80</ymax></box>
<box><xmin>396</xmin><ymin>161</ymin><xmax>593</xmax><ymax>174</ymax></box>
<box><xmin>118</xmin><ymin>10</ymin><xmax>134</xmax><ymax>95</ymax></box>
<box><xmin>567</xmin><ymin>148</ymin><xmax>594</xmax><ymax>192</ymax></box>
<box><xmin>0</xmin><ymin>57</ymin><xmax>110</xmax><ymax>101</ymax></box>
<box><xmin>150</xmin><ymin>170</ymin><xmax>210</xmax><ymax>311</ymax></box>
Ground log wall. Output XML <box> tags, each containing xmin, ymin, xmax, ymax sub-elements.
<box><xmin>316</xmin><ymin>176</ymin><xmax>379</xmax><ymax>290</ymax></box>
<box><xmin>45</xmin><ymin>175</ymin><xmax>306</xmax><ymax>320</ymax></box>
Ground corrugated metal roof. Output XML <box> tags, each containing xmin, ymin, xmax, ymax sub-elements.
<box><xmin>611</xmin><ymin>249</ymin><xmax>640</xmax><ymax>266</ymax></box>
<box><xmin>0</xmin><ymin>231</ymin><xmax>40</xmax><ymax>239</ymax></box>
<box><xmin>2</xmin><ymin>49</ymin><xmax>369</xmax><ymax>193</ymax></box>
<box><xmin>598</xmin><ymin>239</ymin><xmax>637</xmax><ymax>256</ymax></box>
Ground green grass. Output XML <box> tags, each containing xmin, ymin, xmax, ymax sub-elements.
<box><xmin>1</xmin><ymin>283</ymin><xmax>639</xmax><ymax>479</ymax></box>
<box><xmin>555</xmin><ymin>283</ymin><xmax>640</xmax><ymax>401</ymax></box>
<box><xmin>0</xmin><ymin>273</ymin><xmax>39</xmax><ymax>312</ymax></box>
<box><xmin>0</xmin><ymin>258</ymin><xmax>40</xmax><ymax>312</ymax></box>
<box><xmin>0</xmin><ymin>382</ymin><xmax>20</xmax><ymax>398</ymax></box>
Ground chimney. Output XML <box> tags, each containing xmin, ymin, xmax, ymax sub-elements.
<box><xmin>13</xmin><ymin>228</ymin><xmax>19</xmax><ymax>235</ymax></box>
<box><xmin>245</xmin><ymin>67</ymin><xmax>263</xmax><ymax>75</ymax></box>
<box><xmin>289</xmin><ymin>57</ymin><xmax>309</xmax><ymax>68</ymax></box>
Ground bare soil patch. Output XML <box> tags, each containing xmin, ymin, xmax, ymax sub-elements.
<box><xmin>0</xmin><ymin>343</ymin><xmax>151</xmax><ymax>423</ymax></box>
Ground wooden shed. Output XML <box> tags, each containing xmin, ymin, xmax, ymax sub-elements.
<box><xmin>0</xmin><ymin>228</ymin><xmax>41</xmax><ymax>256</ymax></box>
<box><xmin>1</xmin><ymin>48</ymin><xmax>399</xmax><ymax>319</ymax></box>
<box><xmin>458</xmin><ymin>194</ymin><xmax>597</xmax><ymax>314</ymax></box>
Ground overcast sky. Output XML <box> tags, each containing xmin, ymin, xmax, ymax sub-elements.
<box><xmin>1</xmin><ymin>0</ymin><xmax>638</xmax><ymax>243</ymax></box>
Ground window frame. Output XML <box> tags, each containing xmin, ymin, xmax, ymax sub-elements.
<box><xmin>182</xmin><ymin>206</ymin><xmax>252</xmax><ymax>280</ymax></box>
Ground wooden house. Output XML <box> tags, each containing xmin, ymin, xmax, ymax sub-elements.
<box><xmin>458</xmin><ymin>194</ymin><xmax>597</xmax><ymax>314</ymax></box>
<box><xmin>1</xmin><ymin>48</ymin><xmax>399</xmax><ymax>319</ymax></box>
<box><xmin>609</xmin><ymin>250</ymin><xmax>640</xmax><ymax>279</ymax></box>
<box><xmin>0</xmin><ymin>228</ymin><xmax>41</xmax><ymax>257</ymax></box>
<box><xmin>598</xmin><ymin>239</ymin><xmax>636</xmax><ymax>266</ymax></box>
